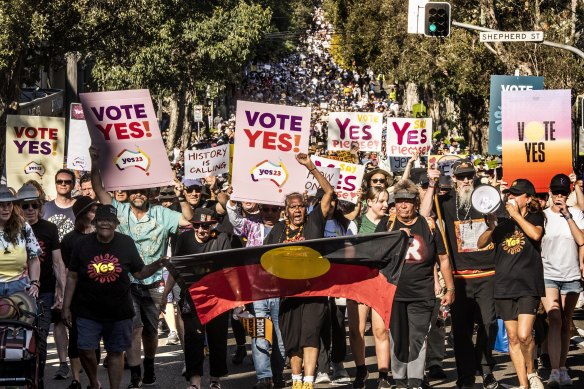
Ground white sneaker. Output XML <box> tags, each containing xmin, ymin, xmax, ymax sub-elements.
<box><xmin>575</xmin><ymin>293</ymin><xmax>584</xmax><ymax>309</ymax></box>
<box><xmin>559</xmin><ymin>368</ymin><xmax>573</xmax><ymax>386</ymax></box>
<box><xmin>548</xmin><ymin>369</ymin><xmax>560</xmax><ymax>388</ymax></box>
<box><xmin>315</xmin><ymin>372</ymin><xmax>331</xmax><ymax>384</ymax></box>
<box><xmin>527</xmin><ymin>372</ymin><xmax>544</xmax><ymax>389</ymax></box>
<box><xmin>331</xmin><ymin>362</ymin><xmax>350</xmax><ymax>385</ymax></box>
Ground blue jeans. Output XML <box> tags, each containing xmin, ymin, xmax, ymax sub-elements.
<box><xmin>0</xmin><ymin>278</ymin><xmax>29</xmax><ymax>296</ymax></box>
<box><xmin>251</xmin><ymin>298</ymin><xmax>285</xmax><ymax>380</ymax></box>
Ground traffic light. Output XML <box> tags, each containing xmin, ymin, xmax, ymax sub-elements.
<box><xmin>424</xmin><ymin>2</ymin><xmax>451</xmax><ymax>37</ymax></box>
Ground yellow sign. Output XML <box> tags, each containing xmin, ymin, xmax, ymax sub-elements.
<box><xmin>6</xmin><ymin>115</ymin><xmax>66</xmax><ymax>199</ymax></box>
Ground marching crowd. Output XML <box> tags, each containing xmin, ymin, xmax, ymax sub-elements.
<box><xmin>1</xmin><ymin>5</ymin><xmax>584</xmax><ymax>389</ymax></box>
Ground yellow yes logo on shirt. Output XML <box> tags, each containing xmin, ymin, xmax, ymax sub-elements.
<box><xmin>87</xmin><ymin>254</ymin><xmax>122</xmax><ymax>283</ymax></box>
<box><xmin>502</xmin><ymin>231</ymin><xmax>525</xmax><ymax>255</ymax></box>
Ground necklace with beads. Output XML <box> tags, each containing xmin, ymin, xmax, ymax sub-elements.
<box><xmin>284</xmin><ymin>223</ymin><xmax>304</xmax><ymax>243</ymax></box>
<box><xmin>455</xmin><ymin>193</ymin><xmax>473</xmax><ymax>230</ymax></box>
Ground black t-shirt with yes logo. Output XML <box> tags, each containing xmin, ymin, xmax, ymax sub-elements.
<box><xmin>492</xmin><ymin>212</ymin><xmax>545</xmax><ymax>299</ymax></box>
<box><xmin>69</xmin><ymin>232</ymin><xmax>144</xmax><ymax>321</ymax></box>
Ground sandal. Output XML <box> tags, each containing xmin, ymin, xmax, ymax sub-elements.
<box><xmin>186</xmin><ymin>385</ymin><xmax>199</xmax><ymax>389</ymax></box>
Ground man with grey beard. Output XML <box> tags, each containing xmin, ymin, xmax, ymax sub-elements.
<box><xmin>421</xmin><ymin>160</ymin><xmax>500</xmax><ymax>389</ymax></box>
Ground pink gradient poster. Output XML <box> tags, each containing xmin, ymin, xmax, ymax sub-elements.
<box><xmin>501</xmin><ymin>89</ymin><xmax>572</xmax><ymax>193</ymax></box>
<box><xmin>231</xmin><ymin>101</ymin><xmax>310</xmax><ymax>205</ymax></box>
<box><xmin>80</xmin><ymin>89</ymin><xmax>173</xmax><ymax>191</ymax></box>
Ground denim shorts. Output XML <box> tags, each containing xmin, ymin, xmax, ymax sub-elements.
<box><xmin>544</xmin><ymin>279</ymin><xmax>583</xmax><ymax>295</ymax></box>
<box><xmin>0</xmin><ymin>278</ymin><xmax>29</xmax><ymax>297</ymax></box>
<box><xmin>77</xmin><ymin>317</ymin><xmax>132</xmax><ymax>353</ymax></box>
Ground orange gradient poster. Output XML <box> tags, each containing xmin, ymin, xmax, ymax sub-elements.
<box><xmin>501</xmin><ymin>89</ymin><xmax>572</xmax><ymax>193</ymax></box>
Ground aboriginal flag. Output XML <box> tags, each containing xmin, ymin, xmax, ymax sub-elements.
<box><xmin>167</xmin><ymin>231</ymin><xmax>408</xmax><ymax>326</ymax></box>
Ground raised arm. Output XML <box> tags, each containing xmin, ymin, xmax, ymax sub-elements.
<box><xmin>420</xmin><ymin>168</ymin><xmax>440</xmax><ymax>217</ymax></box>
<box><xmin>89</xmin><ymin>145</ymin><xmax>112</xmax><ymax>205</ymax></box>
<box><xmin>401</xmin><ymin>151</ymin><xmax>419</xmax><ymax>182</ymax></box>
<box><xmin>297</xmin><ymin>153</ymin><xmax>334</xmax><ymax>216</ymax></box>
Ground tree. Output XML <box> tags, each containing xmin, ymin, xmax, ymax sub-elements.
<box><xmin>324</xmin><ymin>0</ymin><xmax>584</xmax><ymax>153</ymax></box>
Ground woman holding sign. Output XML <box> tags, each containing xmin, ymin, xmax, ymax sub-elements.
<box><xmin>478</xmin><ymin>179</ymin><xmax>545</xmax><ymax>389</ymax></box>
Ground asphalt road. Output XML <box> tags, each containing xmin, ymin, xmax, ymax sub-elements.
<box><xmin>43</xmin><ymin>310</ymin><xmax>584</xmax><ymax>389</ymax></box>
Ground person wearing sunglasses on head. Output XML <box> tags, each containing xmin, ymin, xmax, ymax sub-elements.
<box><xmin>478</xmin><ymin>179</ymin><xmax>545</xmax><ymax>389</ymax></box>
<box><xmin>89</xmin><ymin>145</ymin><xmax>194</xmax><ymax>388</ymax></box>
<box><xmin>539</xmin><ymin>174</ymin><xmax>584</xmax><ymax>387</ymax></box>
<box><xmin>17</xmin><ymin>182</ymin><xmax>67</xmax><ymax>388</ymax></box>
<box><xmin>420</xmin><ymin>160</ymin><xmax>500</xmax><ymax>389</ymax></box>
<box><xmin>163</xmin><ymin>207</ymin><xmax>232</xmax><ymax>389</ymax></box>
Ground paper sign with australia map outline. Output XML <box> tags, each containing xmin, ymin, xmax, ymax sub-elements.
<box><xmin>79</xmin><ymin>89</ymin><xmax>173</xmax><ymax>191</ymax></box>
<box><xmin>231</xmin><ymin>101</ymin><xmax>310</xmax><ymax>205</ymax></box>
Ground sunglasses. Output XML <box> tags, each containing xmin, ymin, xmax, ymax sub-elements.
<box><xmin>551</xmin><ymin>191</ymin><xmax>569</xmax><ymax>197</ymax></box>
<box><xmin>185</xmin><ymin>186</ymin><xmax>202</xmax><ymax>193</ymax></box>
<box><xmin>128</xmin><ymin>189</ymin><xmax>147</xmax><ymax>195</ymax></box>
<box><xmin>261</xmin><ymin>206</ymin><xmax>280</xmax><ymax>213</ymax></box>
<box><xmin>370</xmin><ymin>178</ymin><xmax>386</xmax><ymax>184</ymax></box>
<box><xmin>21</xmin><ymin>203</ymin><xmax>40</xmax><ymax>210</ymax></box>
<box><xmin>193</xmin><ymin>223</ymin><xmax>211</xmax><ymax>230</ymax></box>
<box><xmin>56</xmin><ymin>180</ymin><xmax>73</xmax><ymax>185</ymax></box>
<box><xmin>454</xmin><ymin>173</ymin><xmax>475</xmax><ymax>181</ymax></box>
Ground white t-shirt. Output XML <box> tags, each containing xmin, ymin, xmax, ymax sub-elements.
<box><xmin>541</xmin><ymin>207</ymin><xmax>584</xmax><ymax>281</ymax></box>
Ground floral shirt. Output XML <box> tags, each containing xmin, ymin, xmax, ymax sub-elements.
<box><xmin>0</xmin><ymin>223</ymin><xmax>42</xmax><ymax>282</ymax></box>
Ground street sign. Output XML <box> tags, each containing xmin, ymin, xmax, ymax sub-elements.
<box><xmin>480</xmin><ymin>31</ymin><xmax>544</xmax><ymax>42</ymax></box>
<box><xmin>193</xmin><ymin>105</ymin><xmax>203</xmax><ymax>122</ymax></box>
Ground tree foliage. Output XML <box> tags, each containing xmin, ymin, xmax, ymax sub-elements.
<box><xmin>324</xmin><ymin>0</ymin><xmax>584</xmax><ymax>152</ymax></box>
<box><xmin>0</xmin><ymin>0</ymin><xmax>315</xmax><ymax>167</ymax></box>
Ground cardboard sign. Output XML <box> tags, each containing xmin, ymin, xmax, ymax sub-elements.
<box><xmin>327</xmin><ymin>112</ymin><xmax>383</xmax><ymax>152</ymax></box>
<box><xmin>79</xmin><ymin>89</ymin><xmax>174</xmax><ymax>191</ymax></box>
<box><xmin>184</xmin><ymin>145</ymin><xmax>229</xmax><ymax>179</ymax></box>
<box><xmin>231</xmin><ymin>101</ymin><xmax>310</xmax><ymax>205</ymax></box>
<box><xmin>312</xmin><ymin>156</ymin><xmax>365</xmax><ymax>204</ymax></box>
<box><xmin>66</xmin><ymin>103</ymin><xmax>92</xmax><ymax>171</ymax></box>
<box><xmin>387</xmin><ymin>156</ymin><xmax>410</xmax><ymax>172</ymax></box>
<box><xmin>5</xmin><ymin>115</ymin><xmax>65</xmax><ymax>199</ymax></box>
<box><xmin>488</xmin><ymin>75</ymin><xmax>544</xmax><ymax>155</ymax></box>
<box><xmin>502</xmin><ymin>89</ymin><xmax>572</xmax><ymax>193</ymax></box>
<box><xmin>386</xmin><ymin>118</ymin><xmax>432</xmax><ymax>157</ymax></box>
<box><xmin>305</xmin><ymin>166</ymin><xmax>341</xmax><ymax>196</ymax></box>
<box><xmin>427</xmin><ymin>154</ymin><xmax>462</xmax><ymax>176</ymax></box>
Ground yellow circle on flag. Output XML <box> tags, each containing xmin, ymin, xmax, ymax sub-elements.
<box><xmin>525</xmin><ymin>121</ymin><xmax>545</xmax><ymax>141</ymax></box>
<box><xmin>260</xmin><ymin>246</ymin><xmax>331</xmax><ymax>279</ymax></box>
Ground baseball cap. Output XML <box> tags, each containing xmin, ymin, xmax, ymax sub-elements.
<box><xmin>503</xmin><ymin>179</ymin><xmax>536</xmax><ymax>196</ymax></box>
<box><xmin>452</xmin><ymin>160</ymin><xmax>475</xmax><ymax>176</ymax></box>
<box><xmin>549</xmin><ymin>174</ymin><xmax>571</xmax><ymax>193</ymax></box>
<box><xmin>190</xmin><ymin>207</ymin><xmax>217</xmax><ymax>224</ymax></box>
<box><xmin>73</xmin><ymin>196</ymin><xmax>97</xmax><ymax>218</ymax></box>
<box><xmin>94</xmin><ymin>204</ymin><xmax>118</xmax><ymax>221</ymax></box>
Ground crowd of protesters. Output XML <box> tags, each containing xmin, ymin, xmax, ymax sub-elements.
<box><xmin>2</xmin><ymin>5</ymin><xmax>584</xmax><ymax>389</ymax></box>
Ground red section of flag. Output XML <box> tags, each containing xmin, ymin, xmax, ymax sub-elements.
<box><xmin>189</xmin><ymin>263</ymin><xmax>397</xmax><ymax>326</ymax></box>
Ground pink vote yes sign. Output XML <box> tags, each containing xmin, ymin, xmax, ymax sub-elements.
<box><xmin>80</xmin><ymin>89</ymin><xmax>174</xmax><ymax>190</ymax></box>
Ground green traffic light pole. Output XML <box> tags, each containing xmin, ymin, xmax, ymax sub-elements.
<box><xmin>452</xmin><ymin>20</ymin><xmax>584</xmax><ymax>60</ymax></box>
